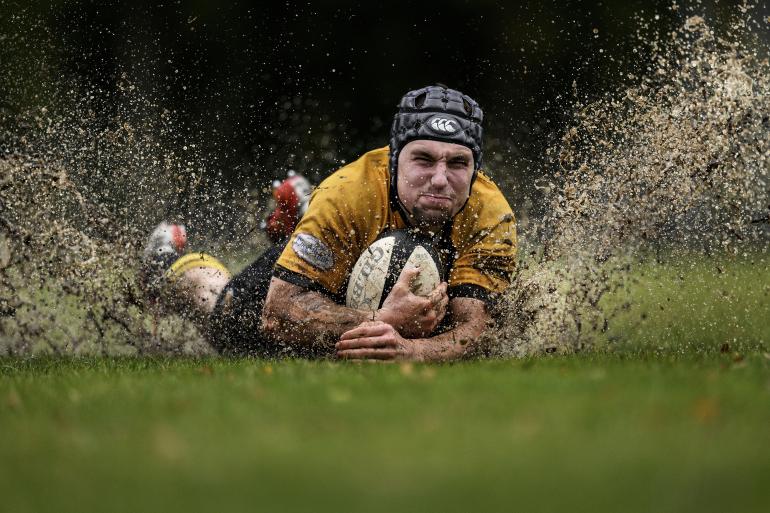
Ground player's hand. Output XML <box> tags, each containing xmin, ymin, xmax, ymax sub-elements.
<box><xmin>375</xmin><ymin>266</ymin><xmax>448</xmax><ymax>338</ymax></box>
<box><xmin>336</xmin><ymin>321</ymin><xmax>421</xmax><ymax>361</ymax></box>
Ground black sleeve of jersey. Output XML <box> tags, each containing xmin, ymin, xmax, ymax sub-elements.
<box><xmin>448</xmin><ymin>284</ymin><xmax>494</xmax><ymax>306</ymax></box>
<box><xmin>272</xmin><ymin>264</ymin><xmax>345</xmax><ymax>304</ymax></box>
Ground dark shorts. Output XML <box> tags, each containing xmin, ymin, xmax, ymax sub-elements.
<box><xmin>206</xmin><ymin>244</ymin><xmax>285</xmax><ymax>356</ymax></box>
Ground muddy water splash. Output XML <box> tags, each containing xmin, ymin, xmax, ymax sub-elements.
<box><xmin>1</xmin><ymin>11</ymin><xmax>768</xmax><ymax>356</ymax></box>
<box><xmin>0</xmin><ymin>25</ymin><xmax>251</xmax><ymax>354</ymax></box>
<box><xmin>488</xmin><ymin>13</ymin><xmax>769</xmax><ymax>356</ymax></box>
<box><xmin>0</xmin><ymin>100</ymin><xmax>223</xmax><ymax>354</ymax></box>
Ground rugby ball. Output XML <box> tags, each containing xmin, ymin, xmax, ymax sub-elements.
<box><xmin>346</xmin><ymin>230</ymin><xmax>444</xmax><ymax>311</ymax></box>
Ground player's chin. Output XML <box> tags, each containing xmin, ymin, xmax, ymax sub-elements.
<box><xmin>412</xmin><ymin>206</ymin><xmax>452</xmax><ymax>226</ymax></box>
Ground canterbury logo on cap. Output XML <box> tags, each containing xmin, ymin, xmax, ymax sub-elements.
<box><xmin>427</xmin><ymin>116</ymin><xmax>459</xmax><ymax>134</ymax></box>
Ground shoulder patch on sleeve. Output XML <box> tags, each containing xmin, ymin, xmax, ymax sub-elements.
<box><xmin>292</xmin><ymin>233</ymin><xmax>335</xmax><ymax>271</ymax></box>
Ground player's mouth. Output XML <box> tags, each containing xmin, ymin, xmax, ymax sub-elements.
<box><xmin>419</xmin><ymin>193</ymin><xmax>453</xmax><ymax>208</ymax></box>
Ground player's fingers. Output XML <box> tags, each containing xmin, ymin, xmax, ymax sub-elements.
<box><xmin>427</xmin><ymin>282</ymin><xmax>448</xmax><ymax>305</ymax></box>
<box><xmin>428</xmin><ymin>281</ymin><xmax>447</xmax><ymax>296</ymax></box>
<box><xmin>336</xmin><ymin>335</ymin><xmax>395</xmax><ymax>350</ymax></box>
<box><xmin>418</xmin><ymin>296</ymin><xmax>435</xmax><ymax>316</ymax></box>
<box><xmin>427</xmin><ymin>292</ymin><xmax>442</xmax><ymax>309</ymax></box>
<box><xmin>434</xmin><ymin>298</ymin><xmax>449</xmax><ymax>325</ymax></box>
<box><xmin>435</xmin><ymin>292</ymin><xmax>449</xmax><ymax>312</ymax></box>
<box><xmin>337</xmin><ymin>348</ymin><xmax>401</xmax><ymax>360</ymax></box>
<box><xmin>396</xmin><ymin>265</ymin><xmax>421</xmax><ymax>288</ymax></box>
<box><xmin>339</xmin><ymin>322</ymin><xmax>390</xmax><ymax>340</ymax></box>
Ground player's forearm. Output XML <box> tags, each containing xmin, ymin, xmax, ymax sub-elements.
<box><xmin>414</xmin><ymin>320</ymin><xmax>487</xmax><ymax>361</ymax></box>
<box><xmin>415</xmin><ymin>298</ymin><xmax>490</xmax><ymax>362</ymax></box>
<box><xmin>262</xmin><ymin>277</ymin><xmax>371</xmax><ymax>348</ymax></box>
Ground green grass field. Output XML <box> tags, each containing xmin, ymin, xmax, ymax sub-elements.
<box><xmin>1</xmin><ymin>253</ymin><xmax>768</xmax><ymax>513</ymax></box>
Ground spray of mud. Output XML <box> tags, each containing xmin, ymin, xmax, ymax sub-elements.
<box><xmin>0</xmin><ymin>16</ymin><xmax>259</xmax><ymax>354</ymax></box>
<box><xmin>488</xmin><ymin>11</ymin><xmax>769</xmax><ymax>356</ymax></box>
<box><xmin>1</xmin><ymin>8</ymin><xmax>768</xmax><ymax>356</ymax></box>
<box><xmin>0</xmin><ymin>97</ymin><xmax>228</xmax><ymax>354</ymax></box>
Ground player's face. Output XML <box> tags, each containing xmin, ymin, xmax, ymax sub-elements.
<box><xmin>397</xmin><ymin>140</ymin><xmax>475</xmax><ymax>229</ymax></box>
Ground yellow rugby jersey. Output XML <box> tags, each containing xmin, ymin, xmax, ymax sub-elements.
<box><xmin>274</xmin><ymin>146</ymin><xmax>517</xmax><ymax>302</ymax></box>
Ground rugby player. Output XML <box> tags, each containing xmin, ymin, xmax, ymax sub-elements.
<box><xmin>142</xmin><ymin>85</ymin><xmax>517</xmax><ymax>361</ymax></box>
<box><xmin>262</xmin><ymin>85</ymin><xmax>517</xmax><ymax>361</ymax></box>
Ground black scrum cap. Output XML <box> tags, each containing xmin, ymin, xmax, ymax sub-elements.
<box><xmin>389</xmin><ymin>85</ymin><xmax>484</xmax><ymax>177</ymax></box>
<box><xmin>388</xmin><ymin>85</ymin><xmax>484</xmax><ymax>224</ymax></box>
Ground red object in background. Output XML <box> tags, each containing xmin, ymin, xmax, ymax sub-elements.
<box><xmin>170</xmin><ymin>224</ymin><xmax>187</xmax><ymax>254</ymax></box>
<box><xmin>265</xmin><ymin>174</ymin><xmax>312</xmax><ymax>243</ymax></box>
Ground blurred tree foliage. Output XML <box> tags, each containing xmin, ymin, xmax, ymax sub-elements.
<box><xmin>0</xmin><ymin>0</ymin><xmax>758</xmax><ymax>209</ymax></box>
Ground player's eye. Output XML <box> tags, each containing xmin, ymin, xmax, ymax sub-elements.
<box><xmin>448</xmin><ymin>158</ymin><xmax>469</xmax><ymax>168</ymax></box>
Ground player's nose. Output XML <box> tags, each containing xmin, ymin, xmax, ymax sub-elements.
<box><xmin>430</xmin><ymin>164</ymin><xmax>449</xmax><ymax>188</ymax></box>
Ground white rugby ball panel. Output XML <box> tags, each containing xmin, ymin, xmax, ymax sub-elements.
<box><xmin>407</xmin><ymin>246</ymin><xmax>441</xmax><ymax>297</ymax></box>
<box><xmin>345</xmin><ymin>230</ymin><xmax>443</xmax><ymax>311</ymax></box>
<box><xmin>346</xmin><ymin>236</ymin><xmax>396</xmax><ymax>310</ymax></box>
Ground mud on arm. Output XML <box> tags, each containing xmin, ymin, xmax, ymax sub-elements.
<box><xmin>261</xmin><ymin>277</ymin><xmax>374</xmax><ymax>351</ymax></box>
